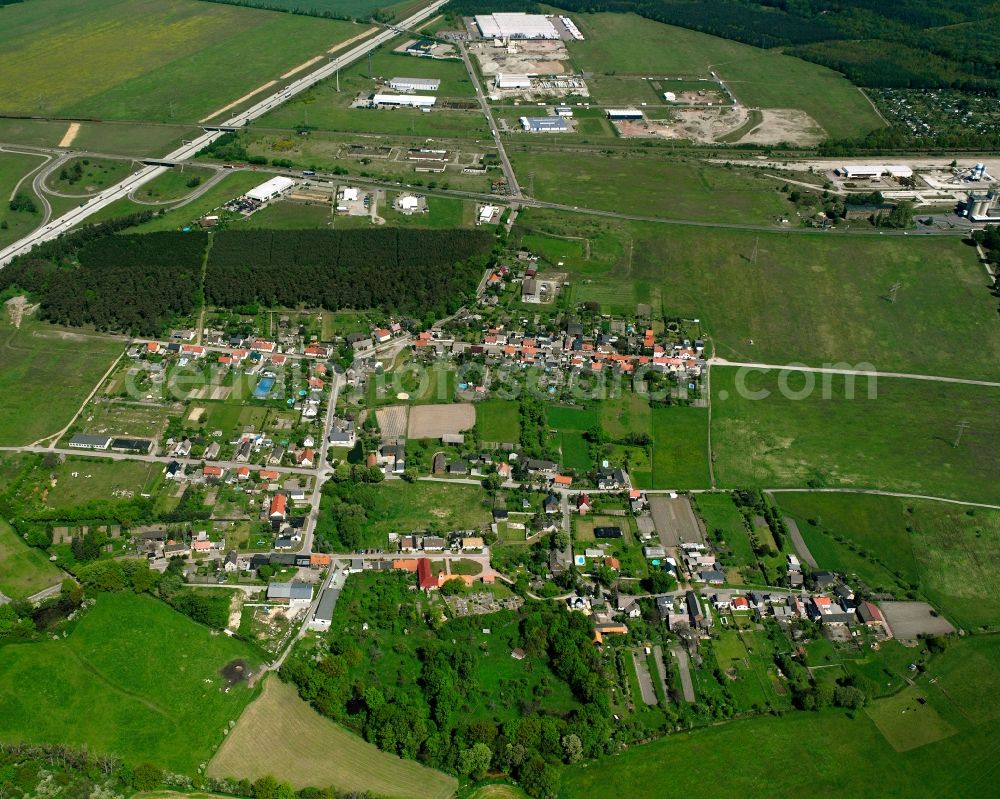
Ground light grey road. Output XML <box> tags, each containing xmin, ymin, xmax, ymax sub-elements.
<box><xmin>671</xmin><ymin>645</ymin><xmax>696</xmax><ymax>703</ymax></box>
<box><xmin>457</xmin><ymin>41</ymin><xmax>521</xmax><ymax>200</ymax></box>
<box><xmin>783</xmin><ymin>516</ymin><xmax>818</xmax><ymax>569</ymax></box>
<box><xmin>710</xmin><ymin>358</ymin><xmax>1000</xmax><ymax>388</ymax></box>
<box><xmin>631</xmin><ymin>649</ymin><xmax>658</xmax><ymax>706</ymax></box>
<box><xmin>0</xmin><ymin>0</ymin><xmax>449</xmax><ymax>267</ymax></box>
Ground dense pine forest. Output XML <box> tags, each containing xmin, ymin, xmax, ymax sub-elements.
<box><xmin>205</xmin><ymin>229</ymin><xmax>493</xmax><ymax>321</ymax></box>
<box><xmin>0</xmin><ymin>223</ymin><xmax>494</xmax><ymax>336</ymax></box>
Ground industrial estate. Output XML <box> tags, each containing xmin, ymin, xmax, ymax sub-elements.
<box><xmin>0</xmin><ymin>1</ymin><xmax>998</xmax><ymax>799</ymax></box>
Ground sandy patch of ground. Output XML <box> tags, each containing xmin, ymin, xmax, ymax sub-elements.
<box><xmin>5</xmin><ymin>296</ymin><xmax>36</xmax><ymax>328</ymax></box>
<box><xmin>407</xmin><ymin>403</ymin><xmax>475</xmax><ymax>439</ymax></box>
<box><xmin>376</xmin><ymin>404</ymin><xmax>409</xmax><ymax>440</ymax></box>
<box><xmin>58</xmin><ymin>122</ymin><xmax>81</xmax><ymax>148</ymax></box>
<box><xmin>615</xmin><ymin>105</ymin><xmax>748</xmax><ymax>143</ymax></box>
<box><xmin>187</xmin><ymin>406</ymin><xmax>205</xmax><ymax>423</ymax></box>
<box><xmin>472</xmin><ymin>39</ymin><xmax>569</xmax><ymax>76</ymax></box>
<box><xmin>736</xmin><ymin>108</ymin><xmax>825</xmax><ymax>147</ymax></box>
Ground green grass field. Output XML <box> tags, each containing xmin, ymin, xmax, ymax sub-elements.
<box><xmin>650</xmin><ymin>405</ymin><xmax>710</xmax><ymax>489</ymax></box>
<box><xmin>0</xmin><ymin>519</ymin><xmax>62</xmax><ymax>600</ymax></box>
<box><xmin>45</xmin><ymin>156</ymin><xmax>137</xmax><ymax>196</ymax></box>
<box><xmin>207</xmin><ymin>677</ymin><xmax>455</xmax><ymax>799</ymax></box>
<box><xmin>45</xmin><ymin>459</ymin><xmax>163</xmax><ymax>510</ymax></box>
<box><xmin>0</xmin><ymin>0</ymin><xmax>361</xmax><ymax>122</ymax></box>
<box><xmin>711</xmin><ymin>368</ymin><xmax>1000</xmax><ymax>504</ymax></box>
<box><xmin>778</xmin><ymin>493</ymin><xmax>1000</xmax><ymax>629</ymax></box>
<box><xmin>561</xmin><ymin>635</ymin><xmax>1000</xmax><ymax>799</ymax></box>
<box><xmin>511</xmin><ymin>152</ymin><xmax>789</xmax><ymax>224</ymax></box>
<box><xmin>515</xmin><ymin>211</ymin><xmax>998</xmax><ymax>381</ymax></box>
<box><xmin>0</xmin><ymin>592</ymin><xmax>260</xmax><ymax>771</ymax></box>
<box><xmin>129</xmin><ymin>166</ymin><xmax>217</xmax><ymax>203</ymax></box>
<box><xmin>0</xmin><ymin>318</ymin><xmax>123</xmax><ymax>446</ymax></box>
<box><xmin>476</xmin><ymin>399</ymin><xmax>520</xmax><ymax>444</ymax></box>
<box><xmin>567</xmin><ymin>13</ymin><xmax>884</xmax><ymax>140</ymax></box>
<box><xmin>0</xmin><ymin>151</ymin><xmax>44</xmax><ymax>249</ymax></box>
<box><xmin>124</xmin><ymin>171</ymin><xmax>263</xmax><ymax>232</ymax></box>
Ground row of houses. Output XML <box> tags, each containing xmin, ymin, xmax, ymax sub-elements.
<box><xmin>394</xmin><ymin>532</ymin><xmax>487</xmax><ymax>554</ymax></box>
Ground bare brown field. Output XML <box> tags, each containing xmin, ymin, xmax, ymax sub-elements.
<box><xmin>408</xmin><ymin>403</ymin><xmax>475</xmax><ymax>439</ymax></box>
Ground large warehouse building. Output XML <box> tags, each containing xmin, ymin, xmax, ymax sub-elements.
<box><xmin>246</xmin><ymin>176</ymin><xmax>295</xmax><ymax>202</ymax></box>
<box><xmin>372</xmin><ymin>93</ymin><xmax>436</xmax><ymax>108</ymax></box>
<box><xmin>835</xmin><ymin>164</ymin><xmax>913</xmax><ymax>179</ymax></box>
<box><xmin>521</xmin><ymin>116</ymin><xmax>569</xmax><ymax>132</ymax></box>
<box><xmin>475</xmin><ymin>13</ymin><xmax>561</xmax><ymax>39</ymax></box>
<box><xmin>495</xmin><ymin>74</ymin><xmax>532</xmax><ymax>90</ymax></box>
<box><xmin>388</xmin><ymin>77</ymin><xmax>440</xmax><ymax>92</ymax></box>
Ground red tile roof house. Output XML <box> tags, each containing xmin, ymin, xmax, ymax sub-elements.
<box><xmin>269</xmin><ymin>494</ymin><xmax>287</xmax><ymax>519</ymax></box>
<box><xmin>576</xmin><ymin>493</ymin><xmax>592</xmax><ymax>514</ymax></box>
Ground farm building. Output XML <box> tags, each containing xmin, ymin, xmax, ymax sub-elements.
<box><xmin>496</xmin><ymin>74</ymin><xmax>532</xmax><ymax>90</ymax></box>
<box><xmin>520</xmin><ymin>116</ymin><xmax>569</xmax><ymax>132</ymax></box>
<box><xmin>834</xmin><ymin>164</ymin><xmax>913</xmax><ymax>179</ymax></box>
<box><xmin>475</xmin><ymin>12</ymin><xmax>561</xmax><ymax>40</ymax></box>
<box><xmin>267</xmin><ymin>581</ymin><xmax>313</xmax><ymax>607</ymax></box>
<box><xmin>68</xmin><ymin>434</ymin><xmax>112</xmax><ymax>450</ymax></box>
<box><xmin>372</xmin><ymin>93</ymin><xmax>436</xmax><ymax>108</ymax></box>
<box><xmin>606</xmin><ymin>108</ymin><xmax>643</xmax><ymax>120</ymax></box>
<box><xmin>246</xmin><ymin>176</ymin><xmax>295</xmax><ymax>203</ymax></box>
<box><xmin>388</xmin><ymin>77</ymin><xmax>440</xmax><ymax>92</ymax></box>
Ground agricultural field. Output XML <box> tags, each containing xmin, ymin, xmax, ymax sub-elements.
<box><xmin>778</xmin><ymin>493</ymin><xmax>1000</xmax><ymax>630</ymax></box>
<box><xmin>0</xmin><ymin>592</ymin><xmax>260</xmax><ymax>772</ymax></box>
<box><xmin>0</xmin><ymin>0</ymin><xmax>362</xmax><ymax>122</ymax></box>
<box><xmin>206</xmin><ymin>677</ymin><xmax>455</xmax><ymax>799</ymax></box>
<box><xmin>0</xmin><ymin>151</ymin><xmax>44</xmax><ymax>249</ymax></box>
<box><xmin>0</xmin><ymin>519</ymin><xmax>63</xmax><ymax>600</ymax></box>
<box><xmin>561</xmin><ymin>635</ymin><xmax>1000</xmax><ymax>799</ymax></box>
<box><xmin>0</xmin><ymin>318</ymin><xmax>123</xmax><ymax>446</ymax></box>
<box><xmin>649</xmin><ymin>405</ymin><xmax>710</xmax><ymax>489</ymax></box>
<box><xmin>567</xmin><ymin>13</ymin><xmax>885</xmax><ymax>141</ymax></box>
<box><xmin>711</xmin><ymin>368</ymin><xmax>1000</xmax><ymax>505</ymax></box>
<box><xmin>202</xmin><ymin>0</ymin><xmax>390</xmax><ymax>18</ymax></box>
<box><xmin>475</xmin><ymin>399</ymin><xmax>520</xmax><ymax>444</ymax></box>
<box><xmin>513</xmin><ymin>210</ymin><xmax>1000</xmax><ymax>380</ymax></box>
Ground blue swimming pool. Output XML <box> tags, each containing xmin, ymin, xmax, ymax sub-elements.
<box><xmin>254</xmin><ymin>377</ymin><xmax>275</xmax><ymax>399</ymax></box>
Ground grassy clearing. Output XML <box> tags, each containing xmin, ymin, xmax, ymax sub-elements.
<box><xmin>45</xmin><ymin>157</ymin><xmax>136</xmax><ymax>196</ymax></box>
<box><xmin>650</xmin><ymin>405</ymin><xmax>710</xmax><ymax>489</ymax></box>
<box><xmin>46</xmin><ymin>459</ymin><xmax>163</xmax><ymax>510</ymax></box>
<box><xmin>0</xmin><ymin>318</ymin><xmax>123</xmax><ymax>446</ymax></box>
<box><xmin>778</xmin><ymin>493</ymin><xmax>1000</xmax><ymax>629</ymax></box>
<box><xmin>0</xmin><ymin>519</ymin><xmax>62</xmax><ymax>600</ymax></box>
<box><xmin>0</xmin><ymin>151</ymin><xmax>44</xmax><ymax>249</ymax></box>
<box><xmin>866</xmin><ymin>685</ymin><xmax>957</xmax><ymax>752</ymax></box>
<box><xmin>561</xmin><ymin>635</ymin><xmax>1000</xmax><ymax>799</ymax></box>
<box><xmin>0</xmin><ymin>0</ymin><xmax>360</xmax><ymax>122</ymax></box>
<box><xmin>515</xmin><ymin>210</ymin><xmax>999</xmax><ymax>380</ymax></box>
<box><xmin>712</xmin><ymin>368</ymin><xmax>1000</xmax><ymax>505</ymax></box>
<box><xmin>0</xmin><ymin>592</ymin><xmax>260</xmax><ymax>772</ymax></box>
<box><xmin>207</xmin><ymin>677</ymin><xmax>456</xmax><ymax>799</ymax></box>
<box><xmin>567</xmin><ymin>13</ymin><xmax>884</xmax><ymax>140</ymax></box>
<box><xmin>0</xmin><ymin>119</ymin><xmax>199</xmax><ymax>157</ymax></box>
<box><xmin>475</xmin><ymin>399</ymin><xmax>520</xmax><ymax>443</ymax></box>
<box><xmin>511</xmin><ymin>152</ymin><xmax>788</xmax><ymax>224</ymax></box>
<box><xmin>129</xmin><ymin>166</ymin><xmax>217</xmax><ymax>203</ymax></box>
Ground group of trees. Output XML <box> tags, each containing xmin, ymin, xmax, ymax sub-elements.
<box><xmin>281</xmin><ymin>574</ymin><xmax>611</xmax><ymax>798</ymax></box>
<box><xmin>205</xmin><ymin>229</ymin><xmax>493</xmax><ymax>320</ymax></box>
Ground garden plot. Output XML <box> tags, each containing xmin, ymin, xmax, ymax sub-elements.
<box><xmin>375</xmin><ymin>404</ymin><xmax>409</xmax><ymax>440</ymax></box>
